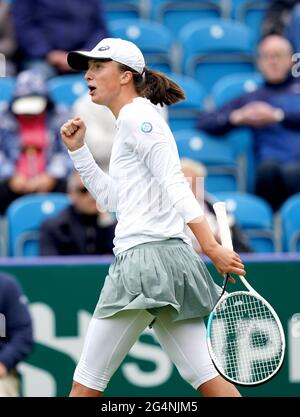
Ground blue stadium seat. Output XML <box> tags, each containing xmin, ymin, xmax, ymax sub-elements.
<box><xmin>210</xmin><ymin>72</ymin><xmax>263</xmax><ymax>192</ymax></box>
<box><xmin>165</xmin><ymin>73</ymin><xmax>205</xmax><ymax>131</ymax></box>
<box><xmin>178</xmin><ymin>19</ymin><xmax>255</xmax><ymax>92</ymax></box>
<box><xmin>231</xmin><ymin>0</ymin><xmax>271</xmax><ymax>43</ymax></box>
<box><xmin>103</xmin><ymin>0</ymin><xmax>146</xmax><ymax>22</ymax></box>
<box><xmin>150</xmin><ymin>0</ymin><xmax>225</xmax><ymax>36</ymax></box>
<box><xmin>213</xmin><ymin>191</ymin><xmax>275</xmax><ymax>252</ymax></box>
<box><xmin>224</xmin><ymin>129</ymin><xmax>255</xmax><ymax>193</ymax></box>
<box><xmin>279</xmin><ymin>193</ymin><xmax>300</xmax><ymax>252</ymax></box>
<box><xmin>211</xmin><ymin>72</ymin><xmax>263</xmax><ymax>108</ymax></box>
<box><xmin>6</xmin><ymin>193</ymin><xmax>70</xmax><ymax>257</ymax></box>
<box><xmin>174</xmin><ymin>129</ymin><xmax>241</xmax><ymax>193</ymax></box>
<box><xmin>108</xmin><ymin>18</ymin><xmax>174</xmax><ymax>72</ymax></box>
<box><xmin>48</xmin><ymin>74</ymin><xmax>87</xmax><ymax>107</ymax></box>
<box><xmin>0</xmin><ymin>77</ymin><xmax>16</xmax><ymax>105</ymax></box>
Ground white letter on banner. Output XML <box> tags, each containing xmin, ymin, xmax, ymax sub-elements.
<box><xmin>236</xmin><ymin>319</ymin><xmax>281</xmax><ymax>383</ymax></box>
<box><xmin>288</xmin><ymin>314</ymin><xmax>300</xmax><ymax>382</ymax></box>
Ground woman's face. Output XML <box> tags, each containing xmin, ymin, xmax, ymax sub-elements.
<box><xmin>84</xmin><ymin>60</ymin><xmax>124</xmax><ymax>106</ymax></box>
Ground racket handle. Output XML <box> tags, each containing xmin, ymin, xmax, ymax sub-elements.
<box><xmin>213</xmin><ymin>202</ymin><xmax>234</xmax><ymax>251</ymax></box>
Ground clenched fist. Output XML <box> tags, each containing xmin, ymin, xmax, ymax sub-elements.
<box><xmin>60</xmin><ymin>117</ymin><xmax>86</xmax><ymax>152</ymax></box>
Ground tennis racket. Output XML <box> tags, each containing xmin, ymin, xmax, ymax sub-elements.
<box><xmin>207</xmin><ymin>201</ymin><xmax>285</xmax><ymax>386</ymax></box>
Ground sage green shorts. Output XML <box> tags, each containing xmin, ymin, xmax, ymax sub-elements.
<box><xmin>93</xmin><ymin>238</ymin><xmax>221</xmax><ymax>322</ymax></box>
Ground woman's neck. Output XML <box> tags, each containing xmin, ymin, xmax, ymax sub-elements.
<box><xmin>108</xmin><ymin>89</ymin><xmax>141</xmax><ymax>118</ymax></box>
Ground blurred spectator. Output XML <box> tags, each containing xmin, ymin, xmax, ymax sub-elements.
<box><xmin>12</xmin><ymin>0</ymin><xmax>108</xmax><ymax>78</ymax></box>
<box><xmin>0</xmin><ymin>0</ymin><xmax>16</xmax><ymax>75</ymax></box>
<box><xmin>181</xmin><ymin>159</ymin><xmax>252</xmax><ymax>253</ymax></box>
<box><xmin>262</xmin><ymin>1</ymin><xmax>300</xmax><ymax>40</ymax></box>
<box><xmin>0</xmin><ymin>272</ymin><xmax>33</xmax><ymax>397</ymax></box>
<box><xmin>72</xmin><ymin>94</ymin><xmax>117</xmax><ymax>172</ymax></box>
<box><xmin>73</xmin><ymin>92</ymin><xmax>169</xmax><ymax>171</ymax></box>
<box><xmin>40</xmin><ymin>171</ymin><xmax>116</xmax><ymax>256</ymax></box>
<box><xmin>0</xmin><ymin>70</ymin><xmax>72</xmax><ymax>215</ymax></box>
<box><xmin>197</xmin><ymin>35</ymin><xmax>300</xmax><ymax>212</ymax></box>
<box><xmin>262</xmin><ymin>0</ymin><xmax>300</xmax><ymax>54</ymax></box>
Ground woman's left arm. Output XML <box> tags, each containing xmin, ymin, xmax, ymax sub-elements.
<box><xmin>188</xmin><ymin>217</ymin><xmax>245</xmax><ymax>277</ymax></box>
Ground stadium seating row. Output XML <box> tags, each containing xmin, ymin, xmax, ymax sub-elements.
<box><xmin>0</xmin><ymin>190</ymin><xmax>299</xmax><ymax>257</ymax></box>
<box><xmin>106</xmin><ymin>17</ymin><xmax>258</xmax><ymax>91</ymax></box>
<box><xmin>3</xmin><ymin>16</ymin><xmax>262</xmax><ymax>92</ymax></box>
<box><xmin>6</xmin><ymin>0</ymin><xmax>271</xmax><ymax>29</ymax></box>
<box><xmin>104</xmin><ymin>0</ymin><xmax>271</xmax><ymax>45</ymax></box>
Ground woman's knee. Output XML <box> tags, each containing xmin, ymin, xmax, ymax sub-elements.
<box><xmin>197</xmin><ymin>375</ymin><xmax>241</xmax><ymax>397</ymax></box>
<box><xmin>70</xmin><ymin>380</ymin><xmax>103</xmax><ymax>397</ymax></box>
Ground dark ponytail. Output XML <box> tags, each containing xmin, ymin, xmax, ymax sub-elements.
<box><xmin>142</xmin><ymin>68</ymin><xmax>185</xmax><ymax>106</ymax></box>
<box><xmin>118</xmin><ymin>64</ymin><xmax>186</xmax><ymax>106</ymax></box>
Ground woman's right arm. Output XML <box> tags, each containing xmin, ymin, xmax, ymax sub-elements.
<box><xmin>60</xmin><ymin>117</ymin><xmax>117</xmax><ymax>212</ymax></box>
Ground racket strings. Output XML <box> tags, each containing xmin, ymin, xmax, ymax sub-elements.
<box><xmin>210</xmin><ymin>293</ymin><xmax>283</xmax><ymax>384</ymax></box>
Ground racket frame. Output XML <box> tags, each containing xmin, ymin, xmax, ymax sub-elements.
<box><xmin>206</xmin><ymin>201</ymin><xmax>286</xmax><ymax>386</ymax></box>
<box><xmin>207</xmin><ymin>288</ymin><xmax>286</xmax><ymax>386</ymax></box>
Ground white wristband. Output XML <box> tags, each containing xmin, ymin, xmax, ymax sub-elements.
<box><xmin>274</xmin><ymin>108</ymin><xmax>284</xmax><ymax>122</ymax></box>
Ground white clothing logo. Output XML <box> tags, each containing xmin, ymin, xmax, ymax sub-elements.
<box><xmin>141</xmin><ymin>122</ymin><xmax>153</xmax><ymax>133</ymax></box>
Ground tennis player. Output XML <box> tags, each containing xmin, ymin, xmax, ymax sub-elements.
<box><xmin>61</xmin><ymin>38</ymin><xmax>245</xmax><ymax>397</ymax></box>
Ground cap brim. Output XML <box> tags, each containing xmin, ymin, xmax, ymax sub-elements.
<box><xmin>67</xmin><ymin>51</ymin><xmax>95</xmax><ymax>70</ymax></box>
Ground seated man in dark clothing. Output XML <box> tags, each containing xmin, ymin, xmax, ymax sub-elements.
<box><xmin>197</xmin><ymin>35</ymin><xmax>300</xmax><ymax>212</ymax></box>
<box><xmin>40</xmin><ymin>171</ymin><xmax>116</xmax><ymax>256</ymax></box>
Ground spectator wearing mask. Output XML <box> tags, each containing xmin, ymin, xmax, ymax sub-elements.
<box><xmin>40</xmin><ymin>171</ymin><xmax>116</xmax><ymax>256</ymax></box>
<box><xmin>197</xmin><ymin>35</ymin><xmax>300</xmax><ymax>212</ymax></box>
<box><xmin>0</xmin><ymin>70</ymin><xmax>72</xmax><ymax>215</ymax></box>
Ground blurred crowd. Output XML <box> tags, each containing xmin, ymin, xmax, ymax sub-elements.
<box><xmin>0</xmin><ymin>0</ymin><xmax>300</xmax><ymax>261</ymax></box>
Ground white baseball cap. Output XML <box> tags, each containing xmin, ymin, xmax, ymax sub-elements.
<box><xmin>67</xmin><ymin>37</ymin><xmax>145</xmax><ymax>74</ymax></box>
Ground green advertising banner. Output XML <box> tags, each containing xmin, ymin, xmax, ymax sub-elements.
<box><xmin>0</xmin><ymin>256</ymin><xmax>299</xmax><ymax>397</ymax></box>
